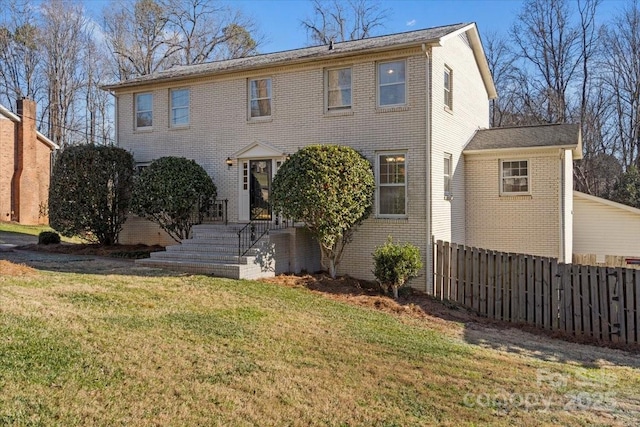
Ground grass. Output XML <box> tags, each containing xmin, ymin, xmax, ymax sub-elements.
<box><xmin>0</xmin><ymin>222</ymin><xmax>80</xmax><ymax>244</ymax></box>
<box><xmin>0</xmin><ymin>268</ymin><xmax>639</xmax><ymax>426</ymax></box>
<box><xmin>0</xmin><ymin>222</ymin><xmax>53</xmax><ymax>237</ymax></box>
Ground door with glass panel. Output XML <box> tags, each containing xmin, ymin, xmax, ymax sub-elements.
<box><xmin>249</xmin><ymin>160</ymin><xmax>272</xmax><ymax>220</ymax></box>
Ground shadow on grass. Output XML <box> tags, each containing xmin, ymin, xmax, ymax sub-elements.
<box><xmin>0</xmin><ymin>248</ymin><xmax>181</xmax><ymax>278</ymax></box>
<box><xmin>265</xmin><ymin>274</ymin><xmax>640</xmax><ymax>370</ymax></box>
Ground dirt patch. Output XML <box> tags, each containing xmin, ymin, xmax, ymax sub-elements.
<box><xmin>0</xmin><ymin>260</ymin><xmax>37</xmax><ymax>276</ymax></box>
<box><xmin>262</xmin><ymin>274</ymin><xmax>640</xmax><ymax>362</ymax></box>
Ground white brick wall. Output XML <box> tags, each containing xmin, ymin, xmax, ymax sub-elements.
<box><xmin>115</xmin><ymin>36</ymin><xmax>492</xmax><ymax>288</ymax></box>
<box><xmin>465</xmin><ymin>150</ymin><xmax>563</xmax><ymax>258</ymax></box>
<box><xmin>430</xmin><ymin>34</ymin><xmax>490</xmax><ymax>245</ymax></box>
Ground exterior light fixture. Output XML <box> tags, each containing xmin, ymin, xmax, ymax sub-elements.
<box><xmin>226</xmin><ymin>157</ymin><xmax>233</xmax><ymax>167</ymax></box>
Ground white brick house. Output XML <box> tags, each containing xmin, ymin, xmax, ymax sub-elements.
<box><xmin>102</xmin><ymin>22</ymin><xmax>587</xmax><ymax>286</ymax></box>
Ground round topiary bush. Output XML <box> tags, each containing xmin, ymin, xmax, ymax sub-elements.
<box><xmin>131</xmin><ymin>157</ymin><xmax>217</xmax><ymax>242</ymax></box>
<box><xmin>271</xmin><ymin>144</ymin><xmax>374</xmax><ymax>279</ymax></box>
<box><xmin>38</xmin><ymin>231</ymin><xmax>61</xmax><ymax>245</ymax></box>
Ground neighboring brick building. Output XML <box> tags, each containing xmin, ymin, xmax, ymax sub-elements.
<box><xmin>0</xmin><ymin>99</ymin><xmax>58</xmax><ymax>225</ymax></box>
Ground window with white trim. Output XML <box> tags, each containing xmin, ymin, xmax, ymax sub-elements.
<box><xmin>135</xmin><ymin>93</ymin><xmax>153</xmax><ymax>129</ymax></box>
<box><xmin>378</xmin><ymin>60</ymin><xmax>406</xmax><ymax>107</ymax></box>
<box><xmin>170</xmin><ymin>88</ymin><xmax>189</xmax><ymax>127</ymax></box>
<box><xmin>444</xmin><ymin>66</ymin><xmax>453</xmax><ymax>110</ymax></box>
<box><xmin>377</xmin><ymin>152</ymin><xmax>407</xmax><ymax>216</ymax></box>
<box><xmin>249</xmin><ymin>78</ymin><xmax>272</xmax><ymax>118</ymax></box>
<box><xmin>501</xmin><ymin>159</ymin><xmax>529</xmax><ymax>194</ymax></box>
<box><xmin>326</xmin><ymin>67</ymin><xmax>352</xmax><ymax>110</ymax></box>
<box><xmin>444</xmin><ymin>153</ymin><xmax>452</xmax><ymax>199</ymax></box>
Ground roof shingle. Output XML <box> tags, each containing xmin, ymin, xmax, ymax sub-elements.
<box><xmin>103</xmin><ymin>23</ymin><xmax>470</xmax><ymax>89</ymax></box>
<box><xmin>464</xmin><ymin>123</ymin><xmax>581</xmax><ymax>152</ymax></box>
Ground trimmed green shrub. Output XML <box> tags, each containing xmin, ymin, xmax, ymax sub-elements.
<box><xmin>38</xmin><ymin>231</ymin><xmax>61</xmax><ymax>245</ymax></box>
<box><xmin>373</xmin><ymin>237</ymin><xmax>423</xmax><ymax>299</ymax></box>
<box><xmin>131</xmin><ymin>157</ymin><xmax>217</xmax><ymax>242</ymax></box>
<box><xmin>49</xmin><ymin>144</ymin><xmax>135</xmax><ymax>245</ymax></box>
<box><xmin>271</xmin><ymin>145</ymin><xmax>374</xmax><ymax>279</ymax></box>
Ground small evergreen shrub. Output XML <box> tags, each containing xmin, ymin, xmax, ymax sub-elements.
<box><xmin>373</xmin><ymin>237</ymin><xmax>423</xmax><ymax>299</ymax></box>
<box><xmin>38</xmin><ymin>231</ymin><xmax>61</xmax><ymax>245</ymax></box>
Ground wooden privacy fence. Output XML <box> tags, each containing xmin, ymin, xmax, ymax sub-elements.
<box><xmin>432</xmin><ymin>240</ymin><xmax>640</xmax><ymax>345</ymax></box>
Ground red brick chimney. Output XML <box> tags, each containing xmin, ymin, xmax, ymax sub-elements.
<box><xmin>12</xmin><ymin>98</ymin><xmax>39</xmax><ymax>224</ymax></box>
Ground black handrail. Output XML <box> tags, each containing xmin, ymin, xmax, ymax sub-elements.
<box><xmin>237</xmin><ymin>209</ymin><xmax>291</xmax><ymax>257</ymax></box>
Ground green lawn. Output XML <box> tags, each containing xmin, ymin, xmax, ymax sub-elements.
<box><xmin>0</xmin><ymin>222</ymin><xmax>53</xmax><ymax>237</ymax></box>
<box><xmin>0</xmin><ymin>266</ymin><xmax>639</xmax><ymax>426</ymax></box>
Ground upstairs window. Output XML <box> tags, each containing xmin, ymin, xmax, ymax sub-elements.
<box><xmin>249</xmin><ymin>78</ymin><xmax>272</xmax><ymax>118</ymax></box>
<box><xmin>135</xmin><ymin>93</ymin><xmax>153</xmax><ymax>129</ymax></box>
<box><xmin>377</xmin><ymin>152</ymin><xmax>407</xmax><ymax>217</ymax></box>
<box><xmin>444</xmin><ymin>153</ymin><xmax>452</xmax><ymax>199</ymax></box>
<box><xmin>444</xmin><ymin>66</ymin><xmax>453</xmax><ymax>110</ymax></box>
<box><xmin>501</xmin><ymin>160</ymin><xmax>529</xmax><ymax>195</ymax></box>
<box><xmin>170</xmin><ymin>88</ymin><xmax>189</xmax><ymax>127</ymax></box>
<box><xmin>326</xmin><ymin>67</ymin><xmax>352</xmax><ymax>111</ymax></box>
<box><xmin>378</xmin><ymin>60</ymin><xmax>406</xmax><ymax>107</ymax></box>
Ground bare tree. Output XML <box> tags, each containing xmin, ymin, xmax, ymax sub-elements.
<box><xmin>511</xmin><ymin>0</ymin><xmax>584</xmax><ymax>123</ymax></box>
<box><xmin>484</xmin><ymin>32</ymin><xmax>528</xmax><ymax>127</ymax></box>
<box><xmin>301</xmin><ymin>0</ymin><xmax>389</xmax><ymax>45</ymax></box>
<box><xmin>0</xmin><ymin>0</ymin><xmax>42</xmax><ymax>109</ymax></box>
<box><xmin>104</xmin><ymin>0</ymin><xmax>179</xmax><ymax>80</ymax></box>
<box><xmin>104</xmin><ymin>0</ymin><xmax>261</xmax><ymax>80</ymax></box>
<box><xmin>166</xmin><ymin>0</ymin><xmax>259</xmax><ymax>64</ymax></box>
<box><xmin>601</xmin><ymin>1</ymin><xmax>640</xmax><ymax>170</ymax></box>
<box><xmin>40</xmin><ymin>0</ymin><xmax>90</xmax><ymax>147</ymax></box>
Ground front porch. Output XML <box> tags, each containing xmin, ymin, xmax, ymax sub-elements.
<box><xmin>136</xmin><ymin>222</ymin><xmax>321</xmax><ymax>279</ymax></box>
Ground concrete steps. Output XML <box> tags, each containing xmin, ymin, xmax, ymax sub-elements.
<box><xmin>136</xmin><ymin>223</ymin><xmax>274</xmax><ymax>279</ymax></box>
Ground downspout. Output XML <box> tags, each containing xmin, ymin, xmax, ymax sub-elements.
<box><xmin>422</xmin><ymin>43</ymin><xmax>433</xmax><ymax>293</ymax></box>
<box><xmin>112</xmin><ymin>92</ymin><xmax>118</xmax><ymax>147</ymax></box>
<box><xmin>559</xmin><ymin>149</ymin><xmax>565</xmax><ymax>262</ymax></box>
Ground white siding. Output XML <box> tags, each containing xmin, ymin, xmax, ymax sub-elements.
<box><xmin>574</xmin><ymin>191</ymin><xmax>640</xmax><ymax>258</ymax></box>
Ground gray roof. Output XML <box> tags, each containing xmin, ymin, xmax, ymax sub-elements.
<box><xmin>464</xmin><ymin>123</ymin><xmax>581</xmax><ymax>152</ymax></box>
<box><xmin>103</xmin><ymin>23</ymin><xmax>471</xmax><ymax>90</ymax></box>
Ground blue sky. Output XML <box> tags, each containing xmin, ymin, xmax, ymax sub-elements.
<box><xmin>84</xmin><ymin>0</ymin><xmax>630</xmax><ymax>54</ymax></box>
<box><xmin>224</xmin><ymin>0</ymin><xmax>629</xmax><ymax>52</ymax></box>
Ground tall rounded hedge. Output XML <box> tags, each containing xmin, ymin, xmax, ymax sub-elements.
<box><xmin>131</xmin><ymin>157</ymin><xmax>217</xmax><ymax>242</ymax></box>
<box><xmin>49</xmin><ymin>144</ymin><xmax>135</xmax><ymax>245</ymax></box>
<box><xmin>271</xmin><ymin>144</ymin><xmax>374</xmax><ymax>278</ymax></box>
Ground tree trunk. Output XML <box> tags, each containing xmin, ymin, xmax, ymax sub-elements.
<box><xmin>328</xmin><ymin>259</ymin><xmax>337</xmax><ymax>279</ymax></box>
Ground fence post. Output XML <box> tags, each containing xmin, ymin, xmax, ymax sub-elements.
<box><xmin>479</xmin><ymin>249</ymin><xmax>487</xmax><ymax>316</ymax></box>
<box><xmin>443</xmin><ymin>241</ymin><xmax>451</xmax><ymax>300</ymax></box>
<box><xmin>487</xmin><ymin>251</ymin><xmax>495</xmax><ymax>319</ymax></box>
<box><xmin>435</xmin><ymin>240</ymin><xmax>443</xmax><ymax>299</ymax></box>
<box><xmin>551</xmin><ymin>260</ymin><xmax>560</xmax><ymax>330</ymax></box>
<box><xmin>625</xmin><ymin>270</ymin><xmax>635</xmax><ymax>344</ymax></box>
<box><xmin>450</xmin><ymin>243</ymin><xmax>458</xmax><ymax>302</ymax></box>
<box><xmin>635</xmin><ymin>271</ymin><xmax>640</xmax><ymax>344</ymax></box>
<box><xmin>580</xmin><ymin>265</ymin><xmax>592</xmax><ymax>337</ymax></box>
<box><xmin>542</xmin><ymin>258</ymin><xmax>551</xmax><ymax>330</ymax></box>
<box><xmin>472</xmin><ymin>248</ymin><xmax>480</xmax><ymax>312</ymax></box>
<box><xmin>589</xmin><ymin>265</ymin><xmax>601</xmax><ymax>340</ymax></box>
<box><xmin>600</xmin><ymin>267</ymin><xmax>612</xmax><ymax>341</ymax></box>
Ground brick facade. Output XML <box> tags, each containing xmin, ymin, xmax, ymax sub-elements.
<box><xmin>111</xmin><ymin>25</ymin><xmax>493</xmax><ymax>289</ymax></box>
<box><xmin>0</xmin><ymin>100</ymin><xmax>56</xmax><ymax>225</ymax></box>
<box><xmin>464</xmin><ymin>149</ymin><xmax>567</xmax><ymax>260</ymax></box>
